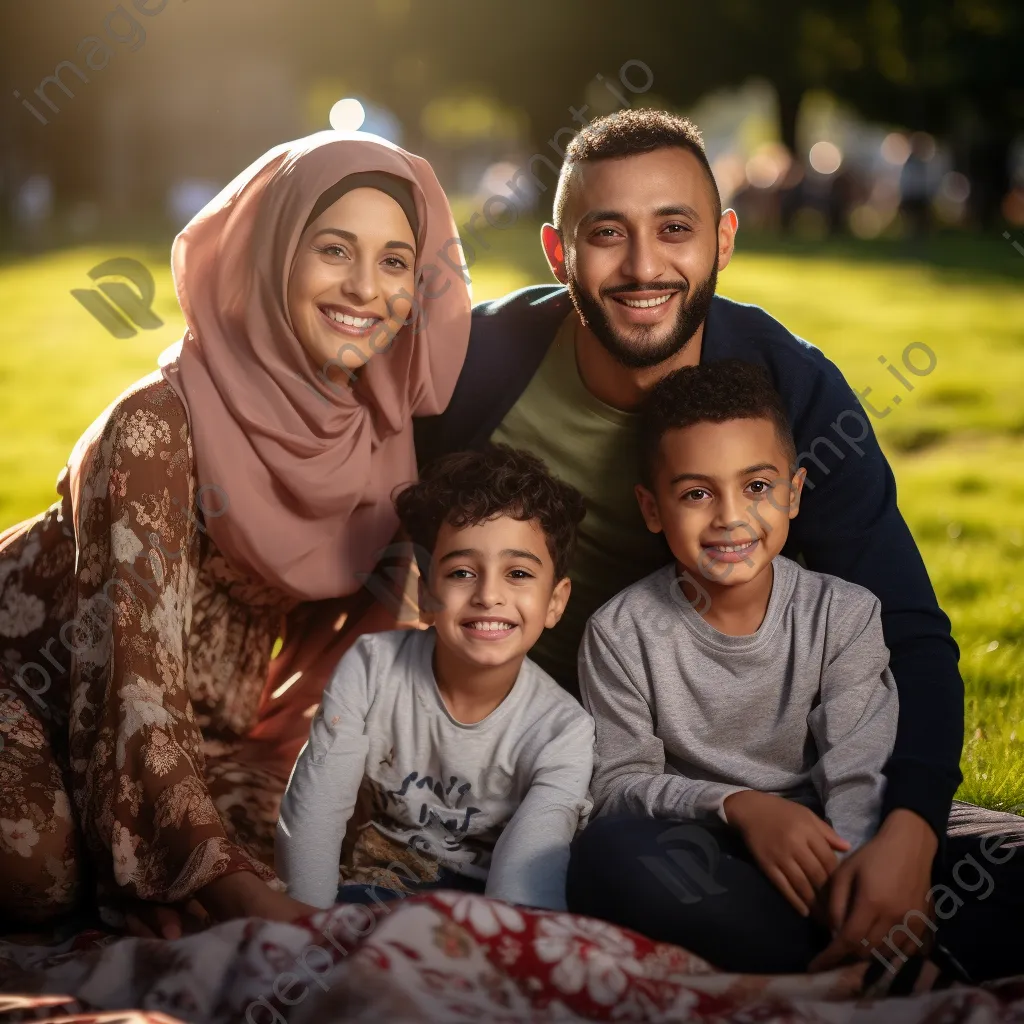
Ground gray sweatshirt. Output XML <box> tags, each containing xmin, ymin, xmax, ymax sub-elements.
<box><xmin>579</xmin><ymin>556</ymin><xmax>898</xmax><ymax>850</ymax></box>
<box><xmin>277</xmin><ymin>628</ymin><xmax>595</xmax><ymax>910</ymax></box>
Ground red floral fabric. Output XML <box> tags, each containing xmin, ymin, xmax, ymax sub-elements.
<box><xmin>2</xmin><ymin>894</ymin><xmax>1023</xmax><ymax>1023</ymax></box>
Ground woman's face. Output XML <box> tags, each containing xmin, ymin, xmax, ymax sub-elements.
<box><xmin>287</xmin><ymin>187</ymin><xmax>417</xmax><ymax>383</ymax></box>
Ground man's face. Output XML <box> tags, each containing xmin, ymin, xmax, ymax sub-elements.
<box><xmin>636</xmin><ymin>417</ymin><xmax>805</xmax><ymax>589</ymax></box>
<box><xmin>560</xmin><ymin>148</ymin><xmax>722</xmax><ymax>369</ymax></box>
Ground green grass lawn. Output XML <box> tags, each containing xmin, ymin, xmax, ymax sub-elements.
<box><xmin>2</xmin><ymin>228</ymin><xmax>1022</xmax><ymax>812</ymax></box>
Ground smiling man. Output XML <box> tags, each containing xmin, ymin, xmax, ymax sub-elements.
<box><xmin>415</xmin><ymin>108</ymin><xmax>1024</xmax><ymax>981</ymax></box>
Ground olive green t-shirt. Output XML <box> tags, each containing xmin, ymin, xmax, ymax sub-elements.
<box><xmin>490</xmin><ymin>315</ymin><xmax>668</xmax><ymax>689</ymax></box>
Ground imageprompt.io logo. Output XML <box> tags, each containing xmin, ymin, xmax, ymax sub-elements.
<box><xmin>71</xmin><ymin>257</ymin><xmax>164</xmax><ymax>338</ymax></box>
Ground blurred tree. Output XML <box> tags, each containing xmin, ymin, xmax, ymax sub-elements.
<box><xmin>1</xmin><ymin>0</ymin><xmax>1019</xmax><ymax>231</ymax></box>
<box><xmin>707</xmin><ymin>0</ymin><xmax>1022</xmax><ymax>225</ymax></box>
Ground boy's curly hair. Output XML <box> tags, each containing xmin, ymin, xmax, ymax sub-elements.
<box><xmin>394</xmin><ymin>444</ymin><xmax>586</xmax><ymax>580</ymax></box>
<box><xmin>639</xmin><ymin>360</ymin><xmax>796</xmax><ymax>486</ymax></box>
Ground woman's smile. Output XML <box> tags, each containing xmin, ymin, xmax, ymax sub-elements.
<box><xmin>317</xmin><ymin>302</ymin><xmax>384</xmax><ymax>338</ymax></box>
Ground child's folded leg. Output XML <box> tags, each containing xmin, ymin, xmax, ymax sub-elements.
<box><xmin>566</xmin><ymin>814</ymin><xmax>830</xmax><ymax>974</ymax></box>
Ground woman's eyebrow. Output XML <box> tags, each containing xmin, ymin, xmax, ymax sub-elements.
<box><xmin>312</xmin><ymin>227</ymin><xmax>415</xmax><ymax>254</ymax></box>
<box><xmin>313</xmin><ymin>227</ymin><xmax>357</xmax><ymax>243</ymax></box>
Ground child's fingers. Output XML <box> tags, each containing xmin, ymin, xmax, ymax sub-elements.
<box><xmin>807</xmin><ymin>832</ymin><xmax>842</xmax><ymax>878</ymax></box>
<box><xmin>783</xmin><ymin>857</ymin><xmax>820</xmax><ymax>909</ymax></box>
<box><xmin>814</xmin><ymin>819</ymin><xmax>852</xmax><ymax>852</ymax></box>
<box><xmin>793</xmin><ymin>843</ymin><xmax>830</xmax><ymax>892</ymax></box>
<box><xmin>766</xmin><ymin>862</ymin><xmax>811</xmax><ymax>917</ymax></box>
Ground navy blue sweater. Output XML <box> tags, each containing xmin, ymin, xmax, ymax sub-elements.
<box><xmin>415</xmin><ymin>285</ymin><xmax>964</xmax><ymax>838</ymax></box>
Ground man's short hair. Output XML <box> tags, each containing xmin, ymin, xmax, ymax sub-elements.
<box><xmin>394</xmin><ymin>444</ymin><xmax>586</xmax><ymax>580</ymax></box>
<box><xmin>638</xmin><ymin>360</ymin><xmax>796</xmax><ymax>487</ymax></box>
<box><xmin>554</xmin><ymin>109</ymin><xmax>722</xmax><ymax>229</ymax></box>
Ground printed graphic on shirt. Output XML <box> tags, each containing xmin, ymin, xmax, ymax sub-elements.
<box><xmin>343</xmin><ymin>760</ymin><xmax>516</xmax><ymax>889</ymax></box>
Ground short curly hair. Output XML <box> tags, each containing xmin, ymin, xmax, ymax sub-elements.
<box><xmin>553</xmin><ymin>108</ymin><xmax>721</xmax><ymax>228</ymax></box>
<box><xmin>639</xmin><ymin>360</ymin><xmax>796</xmax><ymax>487</ymax></box>
<box><xmin>394</xmin><ymin>444</ymin><xmax>586</xmax><ymax>581</ymax></box>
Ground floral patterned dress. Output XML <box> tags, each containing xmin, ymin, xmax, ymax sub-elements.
<box><xmin>0</xmin><ymin>373</ymin><xmax>316</xmax><ymax>924</ymax></box>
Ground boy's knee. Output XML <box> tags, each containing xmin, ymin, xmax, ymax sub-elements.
<box><xmin>569</xmin><ymin>815</ymin><xmax>651</xmax><ymax>892</ymax></box>
<box><xmin>574</xmin><ymin>814</ymin><xmax>666</xmax><ymax>859</ymax></box>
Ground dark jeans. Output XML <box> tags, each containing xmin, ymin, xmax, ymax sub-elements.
<box><xmin>566</xmin><ymin>802</ymin><xmax>1024</xmax><ymax>980</ymax></box>
<box><xmin>337</xmin><ymin>868</ymin><xmax>486</xmax><ymax>906</ymax></box>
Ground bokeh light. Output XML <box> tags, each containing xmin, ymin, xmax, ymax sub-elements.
<box><xmin>329</xmin><ymin>98</ymin><xmax>366</xmax><ymax>132</ymax></box>
<box><xmin>940</xmin><ymin>171</ymin><xmax>971</xmax><ymax>204</ymax></box>
<box><xmin>745</xmin><ymin>144</ymin><xmax>791</xmax><ymax>189</ymax></box>
<box><xmin>880</xmin><ymin>132</ymin><xmax>911</xmax><ymax>166</ymax></box>
<box><xmin>808</xmin><ymin>140</ymin><xmax>843</xmax><ymax>175</ymax></box>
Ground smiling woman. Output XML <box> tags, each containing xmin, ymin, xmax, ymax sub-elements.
<box><xmin>0</xmin><ymin>131</ymin><xmax>471</xmax><ymax>932</ymax></box>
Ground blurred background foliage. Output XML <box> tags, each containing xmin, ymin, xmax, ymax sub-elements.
<box><xmin>1</xmin><ymin>0</ymin><xmax>1022</xmax><ymax>809</ymax></box>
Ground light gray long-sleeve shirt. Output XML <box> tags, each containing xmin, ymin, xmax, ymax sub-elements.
<box><xmin>579</xmin><ymin>556</ymin><xmax>898</xmax><ymax>850</ymax></box>
<box><xmin>276</xmin><ymin>628</ymin><xmax>595</xmax><ymax>910</ymax></box>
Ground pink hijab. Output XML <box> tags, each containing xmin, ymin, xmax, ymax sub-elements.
<box><xmin>161</xmin><ymin>131</ymin><xmax>471</xmax><ymax>601</ymax></box>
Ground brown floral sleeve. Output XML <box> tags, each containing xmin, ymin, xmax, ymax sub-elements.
<box><xmin>67</xmin><ymin>379</ymin><xmax>271</xmax><ymax>905</ymax></box>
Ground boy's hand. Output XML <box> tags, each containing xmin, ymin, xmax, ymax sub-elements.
<box><xmin>723</xmin><ymin>790</ymin><xmax>850</xmax><ymax>917</ymax></box>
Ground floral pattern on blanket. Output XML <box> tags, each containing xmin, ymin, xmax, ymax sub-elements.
<box><xmin>2</xmin><ymin>894</ymin><xmax>1024</xmax><ymax>1024</ymax></box>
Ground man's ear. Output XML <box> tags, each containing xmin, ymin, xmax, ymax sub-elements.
<box><xmin>717</xmin><ymin>208</ymin><xmax>738</xmax><ymax>272</ymax></box>
<box><xmin>788</xmin><ymin>466</ymin><xmax>807</xmax><ymax>520</ymax></box>
<box><xmin>635</xmin><ymin>483</ymin><xmax>664</xmax><ymax>534</ymax></box>
<box><xmin>541</xmin><ymin>223</ymin><xmax>568</xmax><ymax>284</ymax></box>
<box><xmin>545</xmin><ymin>575</ymin><xmax>572</xmax><ymax>629</ymax></box>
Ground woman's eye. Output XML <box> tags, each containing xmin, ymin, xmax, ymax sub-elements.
<box><xmin>317</xmin><ymin>244</ymin><xmax>348</xmax><ymax>259</ymax></box>
<box><xmin>382</xmin><ymin>255</ymin><xmax>410</xmax><ymax>270</ymax></box>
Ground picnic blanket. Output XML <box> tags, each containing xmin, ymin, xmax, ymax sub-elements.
<box><xmin>3</xmin><ymin>892</ymin><xmax>1024</xmax><ymax>1023</ymax></box>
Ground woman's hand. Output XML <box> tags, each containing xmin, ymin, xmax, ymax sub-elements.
<box><xmin>197</xmin><ymin>870</ymin><xmax>320</xmax><ymax>924</ymax></box>
<box><xmin>124</xmin><ymin>898</ymin><xmax>210</xmax><ymax>939</ymax></box>
<box><xmin>723</xmin><ymin>790</ymin><xmax>850</xmax><ymax>917</ymax></box>
<box><xmin>123</xmin><ymin>876</ymin><xmax>318</xmax><ymax>938</ymax></box>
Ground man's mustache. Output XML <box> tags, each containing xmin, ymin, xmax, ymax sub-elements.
<box><xmin>601</xmin><ymin>281</ymin><xmax>690</xmax><ymax>297</ymax></box>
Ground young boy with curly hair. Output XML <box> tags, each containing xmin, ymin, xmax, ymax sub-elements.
<box><xmin>277</xmin><ymin>444</ymin><xmax>594</xmax><ymax>911</ymax></box>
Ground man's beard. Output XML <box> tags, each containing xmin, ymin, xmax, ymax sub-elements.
<box><xmin>567</xmin><ymin>264</ymin><xmax>718</xmax><ymax>370</ymax></box>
